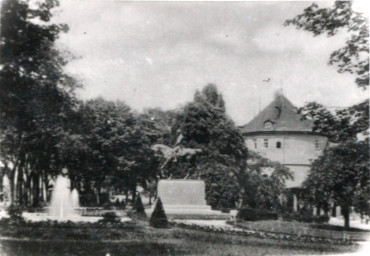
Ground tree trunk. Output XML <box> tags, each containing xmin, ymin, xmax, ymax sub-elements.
<box><xmin>24</xmin><ymin>174</ymin><xmax>31</xmax><ymax>206</ymax></box>
<box><xmin>9</xmin><ymin>169</ymin><xmax>15</xmax><ymax>205</ymax></box>
<box><xmin>43</xmin><ymin>174</ymin><xmax>49</xmax><ymax>202</ymax></box>
<box><xmin>342</xmin><ymin>205</ymin><xmax>350</xmax><ymax>230</ymax></box>
<box><xmin>17</xmin><ymin>165</ymin><xmax>23</xmax><ymax>205</ymax></box>
<box><xmin>95</xmin><ymin>186</ymin><xmax>100</xmax><ymax>205</ymax></box>
<box><xmin>32</xmin><ymin>173</ymin><xmax>40</xmax><ymax>207</ymax></box>
<box><xmin>131</xmin><ymin>176</ymin><xmax>137</xmax><ymax>204</ymax></box>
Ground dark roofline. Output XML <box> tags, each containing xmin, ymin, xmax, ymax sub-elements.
<box><xmin>240</xmin><ymin>130</ymin><xmax>328</xmax><ymax>137</ymax></box>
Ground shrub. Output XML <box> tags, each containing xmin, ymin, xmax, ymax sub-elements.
<box><xmin>313</xmin><ymin>214</ymin><xmax>330</xmax><ymax>223</ymax></box>
<box><xmin>5</xmin><ymin>205</ymin><xmax>25</xmax><ymax>224</ymax></box>
<box><xmin>132</xmin><ymin>193</ymin><xmax>146</xmax><ymax>218</ymax></box>
<box><xmin>282</xmin><ymin>211</ymin><xmax>330</xmax><ymax>223</ymax></box>
<box><xmin>149</xmin><ymin>197</ymin><xmax>169</xmax><ymax>228</ymax></box>
<box><xmin>237</xmin><ymin>208</ymin><xmax>278</xmax><ymax>221</ymax></box>
<box><xmin>98</xmin><ymin>211</ymin><xmax>121</xmax><ymax>224</ymax></box>
<box><xmin>7</xmin><ymin>205</ymin><xmax>23</xmax><ymax>218</ymax></box>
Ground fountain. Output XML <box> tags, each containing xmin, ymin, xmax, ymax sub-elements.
<box><xmin>49</xmin><ymin>174</ymin><xmax>77</xmax><ymax>219</ymax></box>
<box><xmin>21</xmin><ymin>169</ymin><xmax>130</xmax><ymax>223</ymax></box>
<box><xmin>71</xmin><ymin>188</ymin><xmax>80</xmax><ymax>208</ymax></box>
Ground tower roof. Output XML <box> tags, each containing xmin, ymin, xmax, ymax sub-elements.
<box><xmin>240</xmin><ymin>93</ymin><xmax>313</xmax><ymax>134</ymax></box>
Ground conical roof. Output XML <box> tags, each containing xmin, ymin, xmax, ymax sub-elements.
<box><xmin>240</xmin><ymin>93</ymin><xmax>313</xmax><ymax>134</ymax></box>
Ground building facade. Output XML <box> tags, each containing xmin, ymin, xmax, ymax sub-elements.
<box><xmin>240</xmin><ymin>93</ymin><xmax>328</xmax><ymax>211</ymax></box>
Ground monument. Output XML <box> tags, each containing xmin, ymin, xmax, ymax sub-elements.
<box><xmin>148</xmin><ymin>133</ymin><xmax>229</xmax><ymax>219</ymax></box>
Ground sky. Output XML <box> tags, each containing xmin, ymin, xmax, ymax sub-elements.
<box><xmin>52</xmin><ymin>0</ymin><xmax>369</xmax><ymax>125</ymax></box>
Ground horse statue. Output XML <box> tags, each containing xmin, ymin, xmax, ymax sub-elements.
<box><xmin>151</xmin><ymin>144</ymin><xmax>202</xmax><ymax>178</ymax></box>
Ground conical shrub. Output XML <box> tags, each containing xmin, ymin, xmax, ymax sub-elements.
<box><xmin>149</xmin><ymin>197</ymin><xmax>169</xmax><ymax>228</ymax></box>
<box><xmin>133</xmin><ymin>193</ymin><xmax>146</xmax><ymax>218</ymax></box>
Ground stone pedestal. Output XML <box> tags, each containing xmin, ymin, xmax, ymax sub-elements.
<box><xmin>158</xmin><ymin>179</ymin><xmax>207</xmax><ymax>206</ymax></box>
<box><xmin>147</xmin><ymin>179</ymin><xmax>229</xmax><ymax>220</ymax></box>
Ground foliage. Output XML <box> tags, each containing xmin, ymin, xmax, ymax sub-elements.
<box><xmin>7</xmin><ymin>205</ymin><xmax>24</xmax><ymax>221</ymax></box>
<box><xmin>304</xmin><ymin>141</ymin><xmax>369</xmax><ymax>229</ymax></box>
<box><xmin>298</xmin><ymin>100</ymin><xmax>369</xmax><ymax>143</ymax></box>
<box><xmin>56</xmin><ymin>98</ymin><xmax>158</xmax><ymax>205</ymax></box>
<box><xmin>243</xmin><ymin>151</ymin><xmax>293</xmax><ymax>210</ymax></box>
<box><xmin>299</xmin><ymin>99</ymin><xmax>369</xmax><ymax>229</ymax></box>
<box><xmin>97</xmin><ymin>211</ymin><xmax>121</xmax><ymax>224</ymax></box>
<box><xmin>0</xmin><ymin>0</ymin><xmax>79</xmax><ymax>206</ymax></box>
<box><xmin>282</xmin><ymin>211</ymin><xmax>329</xmax><ymax>224</ymax></box>
<box><xmin>286</xmin><ymin>1</ymin><xmax>369</xmax><ymax>88</ymax></box>
<box><xmin>149</xmin><ymin>197</ymin><xmax>169</xmax><ymax>228</ymax></box>
<box><xmin>168</xmin><ymin>84</ymin><xmax>248</xmax><ymax>209</ymax></box>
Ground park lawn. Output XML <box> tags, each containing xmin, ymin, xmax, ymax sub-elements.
<box><xmin>232</xmin><ymin>220</ymin><xmax>370</xmax><ymax>241</ymax></box>
<box><xmin>0</xmin><ymin>220</ymin><xmax>360</xmax><ymax>256</ymax></box>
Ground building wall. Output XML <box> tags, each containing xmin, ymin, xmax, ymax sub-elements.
<box><xmin>244</xmin><ymin>133</ymin><xmax>328</xmax><ymax>188</ymax></box>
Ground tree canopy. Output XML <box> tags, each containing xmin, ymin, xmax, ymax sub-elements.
<box><xmin>298</xmin><ymin>99</ymin><xmax>369</xmax><ymax>143</ymax></box>
<box><xmin>286</xmin><ymin>1</ymin><xmax>369</xmax><ymax>88</ymax></box>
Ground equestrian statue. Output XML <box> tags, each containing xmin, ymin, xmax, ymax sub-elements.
<box><xmin>151</xmin><ymin>130</ymin><xmax>202</xmax><ymax>179</ymax></box>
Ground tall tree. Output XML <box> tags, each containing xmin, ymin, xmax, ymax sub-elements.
<box><xmin>286</xmin><ymin>1</ymin><xmax>369</xmax><ymax>88</ymax></box>
<box><xmin>60</xmin><ymin>98</ymin><xmax>157</xmax><ymax>205</ymax></box>
<box><xmin>0</xmin><ymin>0</ymin><xmax>78</xmax><ymax>206</ymax></box>
<box><xmin>300</xmin><ymin>99</ymin><xmax>369</xmax><ymax>228</ymax></box>
<box><xmin>304</xmin><ymin>141</ymin><xmax>369</xmax><ymax>229</ymax></box>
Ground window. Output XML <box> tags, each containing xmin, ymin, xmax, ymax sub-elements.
<box><xmin>315</xmin><ymin>139</ymin><xmax>319</xmax><ymax>149</ymax></box>
<box><xmin>253</xmin><ymin>138</ymin><xmax>257</xmax><ymax>149</ymax></box>
<box><xmin>276</xmin><ymin>141</ymin><xmax>281</xmax><ymax>148</ymax></box>
<box><xmin>263</xmin><ymin>139</ymin><xmax>268</xmax><ymax>148</ymax></box>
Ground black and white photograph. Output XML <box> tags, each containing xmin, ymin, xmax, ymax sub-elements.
<box><xmin>0</xmin><ymin>0</ymin><xmax>369</xmax><ymax>255</ymax></box>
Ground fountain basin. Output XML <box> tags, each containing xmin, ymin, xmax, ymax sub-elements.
<box><xmin>22</xmin><ymin>212</ymin><xmax>131</xmax><ymax>223</ymax></box>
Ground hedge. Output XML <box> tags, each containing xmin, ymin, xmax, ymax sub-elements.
<box><xmin>237</xmin><ymin>208</ymin><xmax>278</xmax><ymax>221</ymax></box>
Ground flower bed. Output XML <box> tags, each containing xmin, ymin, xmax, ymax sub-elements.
<box><xmin>170</xmin><ymin>220</ymin><xmax>353</xmax><ymax>245</ymax></box>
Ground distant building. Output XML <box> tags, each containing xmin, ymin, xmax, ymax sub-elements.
<box><xmin>240</xmin><ymin>93</ymin><xmax>328</xmax><ymax>211</ymax></box>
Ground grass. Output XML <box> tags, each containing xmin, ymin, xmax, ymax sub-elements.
<box><xmin>232</xmin><ymin>220</ymin><xmax>370</xmax><ymax>241</ymax></box>
<box><xmin>0</xmin><ymin>219</ymin><xmax>361</xmax><ymax>256</ymax></box>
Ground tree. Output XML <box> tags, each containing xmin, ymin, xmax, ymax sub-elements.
<box><xmin>0</xmin><ymin>0</ymin><xmax>78</xmax><ymax>206</ymax></box>
<box><xmin>299</xmin><ymin>99</ymin><xmax>369</xmax><ymax>228</ymax></box>
<box><xmin>286</xmin><ymin>1</ymin><xmax>369</xmax><ymax>88</ymax></box>
<box><xmin>304</xmin><ymin>141</ymin><xmax>369</xmax><ymax>229</ymax></box>
<box><xmin>244</xmin><ymin>151</ymin><xmax>292</xmax><ymax>211</ymax></box>
<box><xmin>59</xmin><ymin>98</ymin><xmax>157</xmax><ymax>205</ymax></box>
<box><xmin>161</xmin><ymin>84</ymin><xmax>248</xmax><ymax>209</ymax></box>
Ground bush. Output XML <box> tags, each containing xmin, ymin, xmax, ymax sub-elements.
<box><xmin>282</xmin><ymin>211</ymin><xmax>329</xmax><ymax>223</ymax></box>
<box><xmin>132</xmin><ymin>193</ymin><xmax>146</xmax><ymax>218</ymax></box>
<box><xmin>149</xmin><ymin>197</ymin><xmax>169</xmax><ymax>228</ymax></box>
<box><xmin>237</xmin><ymin>208</ymin><xmax>278</xmax><ymax>221</ymax></box>
<box><xmin>313</xmin><ymin>214</ymin><xmax>330</xmax><ymax>223</ymax></box>
<box><xmin>7</xmin><ymin>205</ymin><xmax>23</xmax><ymax>218</ymax></box>
<box><xmin>6</xmin><ymin>205</ymin><xmax>25</xmax><ymax>224</ymax></box>
<box><xmin>98</xmin><ymin>211</ymin><xmax>121</xmax><ymax>224</ymax></box>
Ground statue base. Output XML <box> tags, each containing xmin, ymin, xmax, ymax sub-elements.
<box><xmin>146</xmin><ymin>179</ymin><xmax>230</xmax><ymax>220</ymax></box>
